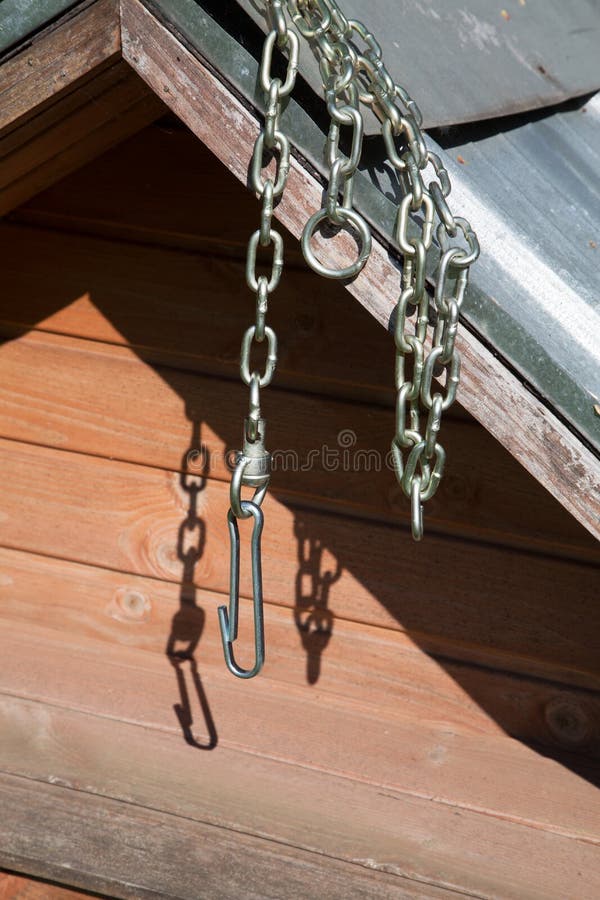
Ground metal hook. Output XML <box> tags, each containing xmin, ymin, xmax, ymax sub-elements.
<box><xmin>218</xmin><ymin>500</ymin><xmax>265</xmax><ymax>679</ymax></box>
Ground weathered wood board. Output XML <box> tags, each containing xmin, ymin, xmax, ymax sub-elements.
<box><xmin>0</xmin><ymin>0</ymin><xmax>165</xmax><ymax>216</ymax></box>
<box><xmin>0</xmin><ymin>770</ymin><xmax>482</xmax><ymax>900</ymax></box>
<box><xmin>2</xmin><ymin>687</ymin><xmax>600</xmax><ymax>898</ymax></box>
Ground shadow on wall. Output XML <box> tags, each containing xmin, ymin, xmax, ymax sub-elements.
<box><xmin>165</xmin><ymin>424</ymin><xmax>218</xmax><ymax>750</ymax></box>
<box><xmin>1</xmin><ymin>127</ymin><xmax>599</xmax><ymax>790</ymax></box>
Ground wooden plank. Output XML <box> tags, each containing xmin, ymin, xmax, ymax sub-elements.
<box><xmin>120</xmin><ymin>0</ymin><xmax>600</xmax><ymax>543</ymax></box>
<box><xmin>0</xmin><ymin>773</ymin><xmax>424</xmax><ymax>900</ymax></box>
<box><xmin>0</xmin><ymin>220</ymin><xmax>403</xmax><ymax>406</ymax></box>
<box><xmin>0</xmin><ymin>63</ymin><xmax>134</xmax><ymax>161</ymax></box>
<box><xmin>7</xmin><ymin>623</ymin><xmax>600</xmax><ymax>843</ymax></box>
<box><xmin>0</xmin><ymin>870</ymin><xmax>98</xmax><ymax>899</ymax></box>
<box><xmin>0</xmin><ymin>64</ymin><xmax>155</xmax><ymax>189</ymax></box>
<box><xmin>0</xmin><ymin>329</ymin><xmax>598</xmax><ymax>563</ymax></box>
<box><xmin>0</xmin><ymin>0</ymin><xmax>163</xmax><ymax>217</ymax></box>
<box><xmin>0</xmin><ymin>0</ymin><xmax>119</xmax><ymax>136</ymax></box>
<box><xmin>2</xmin><ymin>544</ymin><xmax>600</xmax><ymax>757</ymax></box>
<box><xmin>0</xmin><ymin>438</ymin><xmax>598</xmax><ymax>688</ymax></box>
<box><xmin>0</xmin><ymin>65</ymin><xmax>165</xmax><ymax>216</ymax></box>
<box><xmin>1</xmin><ymin>700</ymin><xmax>598</xmax><ymax>900</ymax></box>
<box><xmin>8</xmin><ymin>123</ymin><xmax>307</xmax><ymax>264</ymax></box>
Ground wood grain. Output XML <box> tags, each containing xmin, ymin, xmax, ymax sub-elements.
<box><xmin>2</xmin><ymin>545</ymin><xmax>600</xmax><ymax>756</ymax></box>
<box><xmin>0</xmin><ymin>328</ymin><xmax>597</xmax><ymax>563</ymax></box>
<box><xmin>1</xmin><ymin>700</ymin><xmax>598</xmax><ymax>900</ymax></box>
<box><xmin>5</xmin><ymin>622</ymin><xmax>600</xmax><ymax>842</ymax></box>
<box><xmin>0</xmin><ymin>64</ymin><xmax>164</xmax><ymax>216</ymax></box>
<box><xmin>0</xmin><ymin>0</ymin><xmax>119</xmax><ymax>136</ymax></box>
<box><xmin>0</xmin><ymin>220</ymin><xmax>406</xmax><ymax>405</ymax></box>
<box><xmin>0</xmin><ymin>438</ymin><xmax>598</xmax><ymax>688</ymax></box>
<box><xmin>9</xmin><ymin>123</ymin><xmax>306</xmax><ymax>264</ymax></box>
<box><xmin>0</xmin><ymin>870</ymin><xmax>97</xmax><ymax>899</ymax></box>
<box><xmin>120</xmin><ymin>0</ymin><xmax>600</xmax><ymax>542</ymax></box>
<box><xmin>0</xmin><ymin>0</ymin><xmax>164</xmax><ymax>217</ymax></box>
<box><xmin>0</xmin><ymin>772</ymin><xmax>422</xmax><ymax>900</ymax></box>
<box><xmin>1</xmin><ymin>3</ymin><xmax>598</xmax><ymax>896</ymax></box>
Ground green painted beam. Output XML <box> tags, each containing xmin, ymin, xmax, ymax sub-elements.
<box><xmin>0</xmin><ymin>0</ymin><xmax>82</xmax><ymax>56</ymax></box>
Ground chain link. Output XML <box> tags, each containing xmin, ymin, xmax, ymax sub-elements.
<box><xmin>220</xmin><ymin>0</ymin><xmax>481</xmax><ymax>679</ymax></box>
<box><xmin>277</xmin><ymin>0</ymin><xmax>479</xmax><ymax>540</ymax></box>
<box><xmin>218</xmin><ymin>12</ymin><xmax>298</xmax><ymax>679</ymax></box>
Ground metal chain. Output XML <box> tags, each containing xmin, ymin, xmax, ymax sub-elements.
<box><xmin>218</xmin><ymin>12</ymin><xmax>298</xmax><ymax>679</ymax></box>
<box><xmin>220</xmin><ymin>0</ymin><xmax>480</xmax><ymax>679</ymax></box>
<box><xmin>271</xmin><ymin>0</ymin><xmax>480</xmax><ymax>541</ymax></box>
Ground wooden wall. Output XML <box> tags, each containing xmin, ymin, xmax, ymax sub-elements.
<box><xmin>0</xmin><ymin>120</ymin><xmax>599</xmax><ymax>898</ymax></box>
<box><xmin>0</xmin><ymin>870</ymin><xmax>98</xmax><ymax>899</ymax></box>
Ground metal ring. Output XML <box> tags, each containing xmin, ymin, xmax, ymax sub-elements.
<box><xmin>246</xmin><ymin>228</ymin><xmax>283</xmax><ymax>293</ymax></box>
<box><xmin>437</xmin><ymin>217</ymin><xmax>480</xmax><ymax>269</ymax></box>
<box><xmin>301</xmin><ymin>207</ymin><xmax>371</xmax><ymax>280</ymax></box>
<box><xmin>420</xmin><ymin>345</ymin><xmax>460</xmax><ymax>411</ymax></box>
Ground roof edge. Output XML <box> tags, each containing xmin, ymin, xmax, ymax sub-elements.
<box><xmin>120</xmin><ymin>0</ymin><xmax>600</xmax><ymax>540</ymax></box>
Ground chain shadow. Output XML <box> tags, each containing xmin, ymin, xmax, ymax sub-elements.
<box><xmin>293</xmin><ymin>517</ymin><xmax>340</xmax><ymax>684</ymax></box>
<box><xmin>165</xmin><ymin>420</ymin><xmax>218</xmax><ymax>750</ymax></box>
<box><xmin>2</xmin><ymin>122</ymin><xmax>599</xmax><ymax>787</ymax></box>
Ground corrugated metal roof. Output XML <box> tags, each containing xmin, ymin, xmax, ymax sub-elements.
<box><xmin>424</xmin><ymin>96</ymin><xmax>600</xmax><ymax>450</ymax></box>
<box><xmin>235</xmin><ymin>0</ymin><xmax>600</xmax><ymax>129</ymax></box>
<box><xmin>156</xmin><ymin>0</ymin><xmax>600</xmax><ymax>453</ymax></box>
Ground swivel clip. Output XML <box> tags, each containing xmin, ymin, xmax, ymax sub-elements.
<box><xmin>219</xmin><ymin>418</ymin><xmax>270</xmax><ymax>678</ymax></box>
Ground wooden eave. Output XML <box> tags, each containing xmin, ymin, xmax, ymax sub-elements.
<box><xmin>1</xmin><ymin>0</ymin><xmax>599</xmax><ymax>550</ymax></box>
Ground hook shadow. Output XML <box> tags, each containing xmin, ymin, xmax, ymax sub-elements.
<box><xmin>165</xmin><ymin>421</ymin><xmax>218</xmax><ymax>750</ymax></box>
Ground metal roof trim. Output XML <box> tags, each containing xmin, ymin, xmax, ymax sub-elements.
<box><xmin>0</xmin><ymin>0</ymin><xmax>82</xmax><ymax>57</ymax></box>
<box><xmin>234</xmin><ymin>0</ymin><xmax>600</xmax><ymax>131</ymax></box>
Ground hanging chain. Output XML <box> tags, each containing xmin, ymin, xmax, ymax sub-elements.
<box><xmin>269</xmin><ymin>0</ymin><xmax>480</xmax><ymax>542</ymax></box>
<box><xmin>218</xmin><ymin>12</ymin><xmax>298</xmax><ymax>679</ymax></box>
<box><xmin>220</xmin><ymin>0</ymin><xmax>480</xmax><ymax>678</ymax></box>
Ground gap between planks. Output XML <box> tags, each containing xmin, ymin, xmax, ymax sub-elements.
<box><xmin>0</xmin><ymin>695</ymin><xmax>598</xmax><ymax>900</ymax></box>
<box><xmin>0</xmin><ymin>771</ymin><xmax>476</xmax><ymax>900</ymax></box>
<box><xmin>1</xmin><ymin>545</ymin><xmax>600</xmax><ymax>813</ymax></box>
<box><xmin>0</xmin><ymin>436</ymin><xmax>598</xmax><ymax>690</ymax></box>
